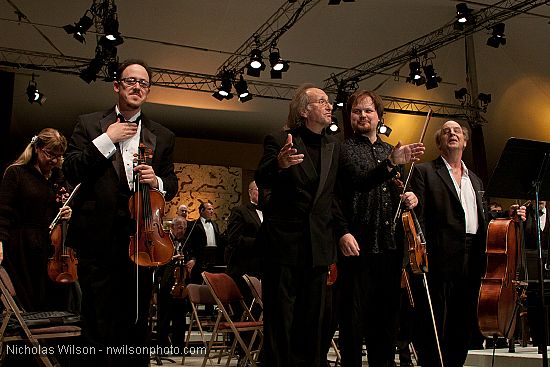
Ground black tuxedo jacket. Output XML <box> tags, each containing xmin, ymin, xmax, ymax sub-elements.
<box><xmin>410</xmin><ymin>156</ymin><xmax>486</xmax><ymax>280</ymax></box>
<box><xmin>185</xmin><ymin>218</ymin><xmax>224</xmax><ymax>281</ymax></box>
<box><xmin>255</xmin><ymin>128</ymin><xmax>340</xmax><ymax>267</ymax></box>
<box><xmin>63</xmin><ymin>107</ymin><xmax>178</xmax><ymax>257</ymax></box>
<box><xmin>225</xmin><ymin>202</ymin><xmax>262</xmax><ymax>277</ymax></box>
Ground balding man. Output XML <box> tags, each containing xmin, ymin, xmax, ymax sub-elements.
<box><xmin>409</xmin><ymin>120</ymin><xmax>485</xmax><ymax>367</ymax></box>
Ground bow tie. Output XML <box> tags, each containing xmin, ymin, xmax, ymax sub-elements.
<box><xmin>204</xmin><ymin>219</ymin><xmax>212</xmax><ymax>223</ymax></box>
<box><xmin>541</xmin><ymin>209</ymin><xmax>546</xmax><ymax>216</ymax></box>
<box><xmin>117</xmin><ymin>113</ymin><xmax>141</xmax><ymax>125</ymax></box>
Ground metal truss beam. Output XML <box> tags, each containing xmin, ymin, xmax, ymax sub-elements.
<box><xmin>216</xmin><ymin>0</ymin><xmax>321</xmax><ymax>75</ymax></box>
<box><xmin>325</xmin><ymin>0</ymin><xmax>548</xmax><ymax>88</ymax></box>
<box><xmin>0</xmin><ymin>46</ymin><xmax>483</xmax><ymax>118</ymax></box>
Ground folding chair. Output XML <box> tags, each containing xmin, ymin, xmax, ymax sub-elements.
<box><xmin>182</xmin><ymin>283</ymin><xmax>229</xmax><ymax>366</ymax></box>
<box><xmin>0</xmin><ymin>266</ymin><xmax>81</xmax><ymax>367</ymax></box>
<box><xmin>202</xmin><ymin>272</ymin><xmax>263</xmax><ymax>367</ymax></box>
<box><xmin>242</xmin><ymin>274</ymin><xmax>263</xmax><ymax>320</ymax></box>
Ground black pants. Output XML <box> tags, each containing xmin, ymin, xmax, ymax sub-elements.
<box><xmin>410</xmin><ymin>274</ymin><xmax>480</xmax><ymax>367</ymax></box>
<box><xmin>75</xmin><ymin>253</ymin><xmax>153</xmax><ymax>367</ymax></box>
<box><xmin>262</xmin><ymin>263</ymin><xmax>327</xmax><ymax>367</ymax></box>
<box><xmin>338</xmin><ymin>251</ymin><xmax>402</xmax><ymax>367</ymax></box>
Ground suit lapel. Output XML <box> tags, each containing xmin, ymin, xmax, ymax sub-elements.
<box><xmin>435</xmin><ymin>157</ymin><xmax>460</xmax><ymax>203</ymax></box>
<box><xmin>100</xmin><ymin>109</ymin><xmax>125</xmax><ymax>181</ymax></box>
<box><xmin>292</xmin><ymin>134</ymin><xmax>317</xmax><ymax>182</ymax></box>
<box><xmin>140</xmin><ymin>115</ymin><xmax>157</xmax><ymax>163</ymax></box>
<box><xmin>246</xmin><ymin>203</ymin><xmax>262</xmax><ymax>227</ymax></box>
<box><xmin>313</xmin><ymin>138</ymin><xmax>335</xmax><ymax>205</ymax></box>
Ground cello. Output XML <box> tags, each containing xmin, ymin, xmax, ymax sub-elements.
<box><xmin>128</xmin><ymin>144</ymin><xmax>174</xmax><ymax>267</ymax></box>
<box><xmin>477</xmin><ymin>203</ymin><xmax>528</xmax><ymax>340</ymax></box>
<box><xmin>47</xmin><ymin>183</ymin><xmax>81</xmax><ymax>284</ymax></box>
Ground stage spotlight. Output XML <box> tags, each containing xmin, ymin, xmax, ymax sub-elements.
<box><xmin>99</xmin><ymin>15</ymin><xmax>124</xmax><ymax>48</ymax></box>
<box><xmin>423</xmin><ymin>64</ymin><xmax>442</xmax><ymax>90</ymax></box>
<box><xmin>335</xmin><ymin>89</ymin><xmax>348</xmax><ymax>108</ymax></box>
<box><xmin>327</xmin><ymin>116</ymin><xmax>340</xmax><ymax>134</ymax></box>
<box><xmin>406</xmin><ymin>61</ymin><xmax>425</xmax><ymax>86</ymax></box>
<box><xmin>268</xmin><ymin>48</ymin><xmax>290</xmax><ymax>79</ymax></box>
<box><xmin>454</xmin><ymin>87</ymin><xmax>468</xmax><ymax>100</ymax></box>
<box><xmin>104</xmin><ymin>60</ymin><xmax>119</xmax><ymax>81</ymax></box>
<box><xmin>456</xmin><ymin>3</ymin><xmax>472</xmax><ymax>24</ymax></box>
<box><xmin>376</xmin><ymin>120</ymin><xmax>392</xmax><ymax>137</ymax></box>
<box><xmin>234</xmin><ymin>75</ymin><xmax>252</xmax><ymax>103</ymax></box>
<box><xmin>26</xmin><ymin>76</ymin><xmax>46</xmax><ymax>105</ymax></box>
<box><xmin>63</xmin><ymin>13</ymin><xmax>93</xmax><ymax>44</ymax></box>
<box><xmin>80</xmin><ymin>57</ymin><xmax>104</xmax><ymax>84</ymax></box>
<box><xmin>246</xmin><ymin>49</ymin><xmax>266</xmax><ymax>77</ymax></box>
<box><xmin>212</xmin><ymin>72</ymin><xmax>234</xmax><ymax>101</ymax></box>
<box><xmin>478</xmin><ymin>93</ymin><xmax>491</xmax><ymax>104</ymax></box>
<box><xmin>487</xmin><ymin>23</ymin><xmax>506</xmax><ymax>48</ymax></box>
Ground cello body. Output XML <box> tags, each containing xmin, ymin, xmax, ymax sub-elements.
<box><xmin>478</xmin><ymin>218</ymin><xmax>518</xmax><ymax>338</ymax></box>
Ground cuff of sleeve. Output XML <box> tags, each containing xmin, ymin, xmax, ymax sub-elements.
<box><xmin>157</xmin><ymin>176</ymin><xmax>165</xmax><ymax>195</ymax></box>
<box><xmin>384</xmin><ymin>158</ymin><xmax>397</xmax><ymax>169</ymax></box>
<box><xmin>93</xmin><ymin>133</ymin><xmax>117</xmax><ymax>158</ymax></box>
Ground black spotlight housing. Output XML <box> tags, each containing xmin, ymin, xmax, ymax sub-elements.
<box><xmin>456</xmin><ymin>3</ymin><xmax>472</xmax><ymax>24</ymax></box>
<box><xmin>26</xmin><ymin>79</ymin><xmax>46</xmax><ymax>105</ymax></box>
<box><xmin>234</xmin><ymin>75</ymin><xmax>252</xmax><ymax>103</ymax></box>
<box><xmin>213</xmin><ymin>72</ymin><xmax>234</xmax><ymax>101</ymax></box>
<box><xmin>454</xmin><ymin>87</ymin><xmax>468</xmax><ymax>100</ymax></box>
<box><xmin>487</xmin><ymin>23</ymin><xmax>506</xmax><ymax>48</ymax></box>
<box><xmin>478</xmin><ymin>93</ymin><xmax>492</xmax><ymax>104</ymax></box>
<box><xmin>406</xmin><ymin>61</ymin><xmax>425</xmax><ymax>86</ymax></box>
<box><xmin>246</xmin><ymin>49</ymin><xmax>266</xmax><ymax>77</ymax></box>
<box><xmin>376</xmin><ymin>120</ymin><xmax>392</xmax><ymax>137</ymax></box>
<box><xmin>423</xmin><ymin>64</ymin><xmax>442</xmax><ymax>90</ymax></box>
<box><xmin>80</xmin><ymin>57</ymin><xmax>104</xmax><ymax>84</ymax></box>
<box><xmin>63</xmin><ymin>14</ymin><xmax>93</xmax><ymax>44</ymax></box>
<box><xmin>105</xmin><ymin>60</ymin><xmax>120</xmax><ymax>82</ymax></box>
<box><xmin>327</xmin><ymin>116</ymin><xmax>340</xmax><ymax>135</ymax></box>
<box><xmin>99</xmin><ymin>16</ymin><xmax>124</xmax><ymax>48</ymax></box>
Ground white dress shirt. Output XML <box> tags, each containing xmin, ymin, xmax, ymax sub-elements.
<box><xmin>442</xmin><ymin>157</ymin><xmax>479</xmax><ymax>235</ymax></box>
<box><xmin>201</xmin><ymin>217</ymin><xmax>217</xmax><ymax>247</ymax></box>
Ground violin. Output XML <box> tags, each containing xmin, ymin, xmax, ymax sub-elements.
<box><xmin>478</xmin><ymin>203</ymin><xmax>528</xmax><ymax>339</ymax></box>
<box><xmin>327</xmin><ymin>263</ymin><xmax>338</xmax><ymax>286</ymax></box>
<box><xmin>392</xmin><ymin>110</ymin><xmax>444</xmax><ymax>366</ymax></box>
<box><xmin>170</xmin><ymin>252</ymin><xmax>189</xmax><ymax>299</ymax></box>
<box><xmin>47</xmin><ymin>183</ymin><xmax>81</xmax><ymax>284</ymax></box>
<box><xmin>128</xmin><ymin>144</ymin><xmax>174</xmax><ymax>267</ymax></box>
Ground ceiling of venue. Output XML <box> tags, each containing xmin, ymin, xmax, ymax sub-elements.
<box><xmin>1</xmin><ymin>0</ymin><xmax>550</xmax><ymax>173</ymax></box>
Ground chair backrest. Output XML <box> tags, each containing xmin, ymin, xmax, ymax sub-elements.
<box><xmin>0</xmin><ymin>267</ymin><xmax>16</xmax><ymax>298</ymax></box>
<box><xmin>202</xmin><ymin>272</ymin><xmax>243</xmax><ymax>305</ymax></box>
<box><xmin>187</xmin><ymin>283</ymin><xmax>216</xmax><ymax>305</ymax></box>
<box><xmin>244</xmin><ymin>275</ymin><xmax>262</xmax><ymax>302</ymax></box>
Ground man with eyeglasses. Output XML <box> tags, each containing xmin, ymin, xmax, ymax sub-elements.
<box><xmin>63</xmin><ymin>59</ymin><xmax>177</xmax><ymax>367</ymax></box>
<box><xmin>255</xmin><ymin>84</ymin><xmax>342</xmax><ymax>367</ymax></box>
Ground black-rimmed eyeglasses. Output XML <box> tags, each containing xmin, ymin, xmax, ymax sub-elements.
<box><xmin>119</xmin><ymin>77</ymin><xmax>151</xmax><ymax>88</ymax></box>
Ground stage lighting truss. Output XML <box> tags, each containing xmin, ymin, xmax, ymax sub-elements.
<box><xmin>487</xmin><ymin>23</ymin><xmax>506</xmax><ymax>48</ymax></box>
<box><xmin>26</xmin><ymin>75</ymin><xmax>46</xmax><ymax>105</ymax></box>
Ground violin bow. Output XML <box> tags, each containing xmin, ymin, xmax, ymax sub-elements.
<box><xmin>392</xmin><ymin>109</ymin><xmax>432</xmax><ymax>226</ymax></box>
<box><xmin>48</xmin><ymin>183</ymin><xmax>81</xmax><ymax>234</ymax></box>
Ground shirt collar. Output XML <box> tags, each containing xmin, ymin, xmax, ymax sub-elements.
<box><xmin>441</xmin><ymin>156</ymin><xmax>469</xmax><ymax>178</ymax></box>
<box><xmin>115</xmin><ymin>105</ymin><xmax>141</xmax><ymax>124</ymax></box>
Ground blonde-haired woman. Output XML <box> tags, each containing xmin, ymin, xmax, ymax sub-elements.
<box><xmin>0</xmin><ymin>128</ymin><xmax>74</xmax><ymax>311</ymax></box>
